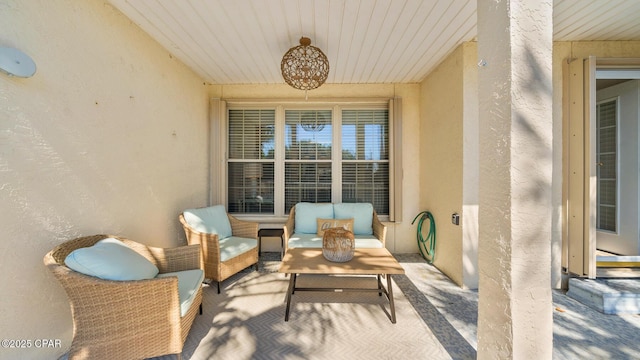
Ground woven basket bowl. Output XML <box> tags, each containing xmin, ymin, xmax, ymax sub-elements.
<box><xmin>322</xmin><ymin>228</ymin><xmax>355</xmax><ymax>262</ymax></box>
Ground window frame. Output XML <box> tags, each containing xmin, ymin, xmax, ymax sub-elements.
<box><xmin>221</xmin><ymin>99</ymin><xmax>394</xmax><ymax>222</ymax></box>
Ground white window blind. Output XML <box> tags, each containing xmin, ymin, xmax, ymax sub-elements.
<box><xmin>596</xmin><ymin>99</ymin><xmax>617</xmax><ymax>232</ymax></box>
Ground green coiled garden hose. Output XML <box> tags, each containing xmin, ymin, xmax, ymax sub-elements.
<box><xmin>412</xmin><ymin>211</ymin><xmax>436</xmax><ymax>263</ymax></box>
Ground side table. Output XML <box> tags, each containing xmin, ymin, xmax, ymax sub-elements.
<box><xmin>258</xmin><ymin>227</ymin><xmax>285</xmax><ymax>259</ymax></box>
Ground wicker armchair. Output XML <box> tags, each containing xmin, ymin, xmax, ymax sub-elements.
<box><xmin>179</xmin><ymin>205</ymin><xmax>259</xmax><ymax>293</ymax></box>
<box><xmin>44</xmin><ymin>234</ymin><xmax>203</xmax><ymax>360</ymax></box>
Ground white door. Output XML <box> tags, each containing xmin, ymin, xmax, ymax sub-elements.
<box><xmin>596</xmin><ymin>80</ymin><xmax>640</xmax><ymax>256</ymax></box>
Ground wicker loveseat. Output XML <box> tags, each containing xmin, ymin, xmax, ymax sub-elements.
<box><xmin>283</xmin><ymin>202</ymin><xmax>387</xmax><ymax>252</ymax></box>
<box><xmin>44</xmin><ymin>234</ymin><xmax>203</xmax><ymax>360</ymax></box>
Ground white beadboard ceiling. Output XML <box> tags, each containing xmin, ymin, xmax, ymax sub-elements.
<box><xmin>107</xmin><ymin>0</ymin><xmax>640</xmax><ymax>85</ymax></box>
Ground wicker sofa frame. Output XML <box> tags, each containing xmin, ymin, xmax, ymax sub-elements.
<box><xmin>283</xmin><ymin>204</ymin><xmax>387</xmax><ymax>252</ymax></box>
<box><xmin>43</xmin><ymin>234</ymin><xmax>203</xmax><ymax>360</ymax></box>
<box><xmin>179</xmin><ymin>211</ymin><xmax>259</xmax><ymax>293</ymax></box>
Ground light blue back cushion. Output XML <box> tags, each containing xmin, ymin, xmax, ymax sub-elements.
<box><xmin>287</xmin><ymin>233</ymin><xmax>323</xmax><ymax>248</ymax></box>
<box><xmin>183</xmin><ymin>205</ymin><xmax>233</xmax><ymax>239</ymax></box>
<box><xmin>334</xmin><ymin>203</ymin><xmax>374</xmax><ymax>235</ymax></box>
<box><xmin>65</xmin><ymin>238</ymin><xmax>159</xmax><ymax>281</ymax></box>
<box><xmin>294</xmin><ymin>203</ymin><xmax>334</xmax><ymax>234</ymax></box>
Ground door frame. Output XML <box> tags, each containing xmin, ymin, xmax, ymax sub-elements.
<box><xmin>563</xmin><ymin>57</ymin><xmax>640</xmax><ymax>278</ymax></box>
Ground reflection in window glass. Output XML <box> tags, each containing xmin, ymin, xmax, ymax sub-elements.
<box><xmin>285</xmin><ymin>110</ymin><xmax>332</xmax><ymax>160</ymax></box>
<box><xmin>228</xmin><ymin>162</ymin><xmax>275</xmax><ymax>214</ymax></box>
<box><xmin>284</xmin><ymin>163</ymin><xmax>331</xmax><ymax>210</ymax></box>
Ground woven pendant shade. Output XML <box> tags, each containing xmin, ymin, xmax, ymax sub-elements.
<box><xmin>281</xmin><ymin>37</ymin><xmax>329</xmax><ymax>91</ymax></box>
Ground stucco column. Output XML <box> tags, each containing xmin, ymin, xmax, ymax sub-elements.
<box><xmin>477</xmin><ymin>1</ymin><xmax>553</xmax><ymax>359</ymax></box>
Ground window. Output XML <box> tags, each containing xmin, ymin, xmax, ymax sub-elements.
<box><xmin>596</xmin><ymin>98</ymin><xmax>618</xmax><ymax>232</ymax></box>
<box><xmin>227</xmin><ymin>103</ymin><xmax>390</xmax><ymax>216</ymax></box>
<box><xmin>341</xmin><ymin>110</ymin><xmax>389</xmax><ymax>211</ymax></box>
<box><xmin>227</xmin><ymin>109</ymin><xmax>275</xmax><ymax>214</ymax></box>
<box><xmin>284</xmin><ymin>109</ymin><xmax>333</xmax><ymax>209</ymax></box>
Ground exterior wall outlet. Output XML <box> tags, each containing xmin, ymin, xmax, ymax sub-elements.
<box><xmin>451</xmin><ymin>213</ymin><xmax>460</xmax><ymax>225</ymax></box>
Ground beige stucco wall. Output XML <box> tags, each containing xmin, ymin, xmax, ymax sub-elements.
<box><xmin>211</xmin><ymin>83</ymin><xmax>422</xmax><ymax>254</ymax></box>
<box><xmin>420</xmin><ymin>43</ymin><xmax>480</xmax><ymax>289</ymax></box>
<box><xmin>0</xmin><ymin>1</ymin><xmax>209</xmax><ymax>358</ymax></box>
<box><xmin>461</xmin><ymin>42</ymin><xmax>480</xmax><ymax>290</ymax></box>
<box><xmin>420</xmin><ymin>46</ymin><xmax>465</xmax><ymax>286</ymax></box>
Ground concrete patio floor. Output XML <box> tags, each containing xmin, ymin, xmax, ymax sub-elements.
<box><xmin>57</xmin><ymin>252</ymin><xmax>640</xmax><ymax>360</ymax></box>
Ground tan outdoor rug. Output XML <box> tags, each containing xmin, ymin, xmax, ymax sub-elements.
<box><xmin>155</xmin><ymin>269</ymin><xmax>452</xmax><ymax>360</ymax></box>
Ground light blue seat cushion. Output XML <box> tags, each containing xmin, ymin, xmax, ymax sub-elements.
<box><xmin>294</xmin><ymin>203</ymin><xmax>334</xmax><ymax>234</ymax></box>
<box><xmin>288</xmin><ymin>233</ymin><xmax>323</xmax><ymax>248</ymax></box>
<box><xmin>353</xmin><ymin>235</ymin><xmax>384</xmax><ymax>248</ymax></box>
<box><xmin>288</xmin><ymin>233</ymin><xmax>383</xmax><ymax>249</ymax></box>
<box><xmin>183</xmin><ymin>205</ymin><xmax>233</xmax><ymax>239</ymax></box>
<box><xmin>219</xmin><ymin>236</ymin><xmax>258</xmax><ymax>262</ymax></box>
<box><xmin>157</xmin><ymin>269</ymin><xmax>204</xmax><ymax>317</ymax></box>
<box><xmin>64</xmin><ymin>238</ymin><xmax>159</xmax><ymax>281</ymax></box>
<box><xmin>334</xmin><ymin>203</ymin><xmax>374</xmax><ymax>235</ymax></box>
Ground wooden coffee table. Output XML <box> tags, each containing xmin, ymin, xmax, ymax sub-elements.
<box><xmin>279</xmin><ymin>247</ymin><xmax>405</xmax><ymax>323</ymax></box>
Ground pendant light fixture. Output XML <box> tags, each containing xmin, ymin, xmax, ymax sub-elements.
<box><xmin>281</xmin><ymin>37</ymin><xmax>329</xmax><ymax>93</ymax></box>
